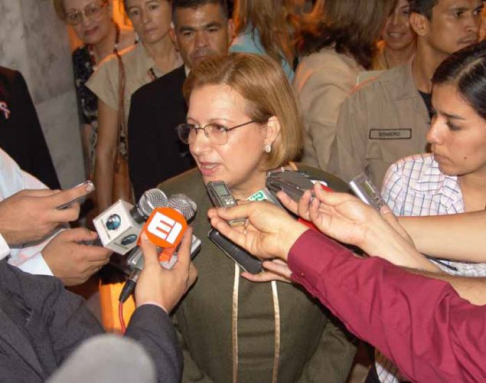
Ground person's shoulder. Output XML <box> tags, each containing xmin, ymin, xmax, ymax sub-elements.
<box><xmin>158</xmin><ymin>169</ymin><xmax>209</xmax><ymax>212</ymax></box>
<box><xmin>230</xmin><ymin>29</ymin><xmax>261</xmax><ymax>54</ymax></box>
<box><xmin>351</xmin><ymin>62</ymin><xmax>410</xmax><ymax>95</ymax></box>
<box><xmin>159</xmin><ymin>168</ymin><xmax>202</xmax><ymax>193</ymax></box>
<box><xmin>132</xmin><ymin>65</ymin><xmax>185</xmax><ymax>103</ymax></box>
<box><xmin>390</xmin><ymin>153</ymin><xmax>436</xmax><ymax>178</ymax></box>
<box><xmin>299</xmin><ymin>48</ymin><xmax>357</xmax><ymax>72</ymax></box>
<box><xmin>0</xmin><ymin>66</ymin><xmax>17</xmax><ymax>82</ymax></box>
<box><xmin>97</xmin><ymin>44</ymin><xmax>137</xmax><ymax>70</ymax></box>
<box><xmin>294</xmin><ymin>162</ymin><xmax>351</xmax><ymax>193</ymax></box>
<box><xmin>0</xmin><ymin>260</ymin><xmax>64</xmax><ymax>300</ymax></box>
<box><xmin>395</xmin><ymin>152</ymin><xmax>434</xmax><ymax>167</ymax></box>
<box><xmin>295</xmin><ymin>48</ymin><xmax>360</xmax><ymax>89</ymax></box>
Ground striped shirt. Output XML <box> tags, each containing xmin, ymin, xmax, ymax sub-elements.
<box><xmin>375</xmin><ymin>153</ymin><xmax>486</xmax><ymax>383</ymax></box>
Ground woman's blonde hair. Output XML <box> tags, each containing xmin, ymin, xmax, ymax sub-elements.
<box><xmin>233</xmin><ymin>0</ymin><xmax>300</xmax><ymax>65</ymax></box>
<box><xmin>183</xmin><ymin>53</ymin><xmax>303</xmax><ymax>170</ymax></box>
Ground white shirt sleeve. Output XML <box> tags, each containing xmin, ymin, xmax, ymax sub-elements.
<box><xmin>0</xmin><ymin>233</ymin><xmax>10</xmax><ymax>260</ymax></box>
<box><xmin>16</xmin><ymin>252</ymin><xmax>53</xmax><ymax>276</ymax></box>
<box><xmin>0</xmin><ymin>149</ymin><xmax>56</xmax><ymax>275</ymax></box>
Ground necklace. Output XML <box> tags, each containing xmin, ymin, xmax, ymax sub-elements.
<box><xmin>88</xmin><ymin>22</ymin><xmax>120</xmax><ymax>71</ymax></box>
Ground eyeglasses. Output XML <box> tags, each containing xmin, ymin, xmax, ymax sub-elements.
<box><xmin>65</xmin><ymin>1</ymin><xmax>108</xmax><ymax>26</ymax></box>
<box><xmin>176</xmin><ymin>120</ymin><xmax>258</xmax><ymax>146</ymax></box>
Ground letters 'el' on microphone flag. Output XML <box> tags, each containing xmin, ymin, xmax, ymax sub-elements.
<box><xmin>140</xmin><ymin>207</ymin><xmax>188</xmax><ymax>262</ymax></box>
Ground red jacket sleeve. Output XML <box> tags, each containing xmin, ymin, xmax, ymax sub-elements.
<box><xmin>288</xmin><ymin>230</ymin><xmax>486</xmax><ymax>382</ymax></box>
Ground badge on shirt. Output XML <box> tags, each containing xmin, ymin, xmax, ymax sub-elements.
<box><xmin>369</xmin><ymin>129</ymin><xmax>411</xmax><ymax>140</ymax></box>
<box><xmin>0</xmin><ymin>101</ymin><xmax>10</xmax><ymax>120</ymax></box>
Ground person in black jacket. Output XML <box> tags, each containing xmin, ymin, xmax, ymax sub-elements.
<box><xmin>0</xmin><ymin>66</ymin><xmax>60</xmax><ymax>189</ymax></box>
<box><xmin>128</xmin><ymin>0</ymin><xmax>234</xmax><ymax>199</ymax></box>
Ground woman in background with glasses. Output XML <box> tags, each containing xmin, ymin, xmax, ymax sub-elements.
<box><xmin>53</xmin><ymin>0</ymin><xmax>135</xmax><ymax>177</ymax></box>
<box><xmin>161</xmin><ymin>53</ymin><xmax>356</xmax><ymax>382</ymax></box>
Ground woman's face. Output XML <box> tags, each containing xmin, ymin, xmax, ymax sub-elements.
<box><xmin>427</xmin><ymin>84</ymin><xmax>486</xmax><ymax>177</ymax></box>
<box><xmin>381</xmin><ymin>0</ymin><xmax>415</xmax><ymax>51</ymax></box>
<box><xmin>187</xmin><ymin>84</ymin><xmax>270</xmax><ymax>198</ymax></box>
<box><xmin>125</xmin><ymin>0</ymin><xmax>171</xmax><ymax>45</ymax></box>
<box><xmin>63</xmin><ymin>0</ymin><xmax>112</xmax><ymax>45</ymax></box>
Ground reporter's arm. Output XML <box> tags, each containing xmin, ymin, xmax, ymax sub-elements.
<box><xmin>406</xmin><ymin>269</ymin><xmax>486</xmax><ymax>305</ymax></box>
<box><xmin>278</xmin><ymin>187</ymin><xmax>441</xmax><ymax>273</ymax></box>
<box><xmin>131</xmin><ymin>229</ymin><xmax>198</xmax><ymax>382</ymax></box>
<box><xmin>288</xmin><ymin>230</ymin><xmax>486</xmax><ymax>382</ymax></box>
<box><xmin>399</xmin><ymin>212</ymin><xmax>486</xmax><ymax>263</ymax></box>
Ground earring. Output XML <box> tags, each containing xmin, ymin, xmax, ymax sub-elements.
<box><xmin>264</xmin><ymin>144</ymin><xmax>272</xmax><ymax>153</ymax></box>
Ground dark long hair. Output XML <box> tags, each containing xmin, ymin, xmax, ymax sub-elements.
<box><xmin>300</xmin><ymin>0</ymin><xmax>395</xmax><ymax>69</ymax></box>
<box><xmin>432</xmin><ymin>41</ymin><xmax>486</xmax><ymax>119</ymax></box>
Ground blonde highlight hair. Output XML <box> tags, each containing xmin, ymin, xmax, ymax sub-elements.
<box><xmin>183</xmin><ymin>53</ymin><xmax>303</xmax><ymax>170</ymax></box>
<box><xmin>233</xmin><ymin>0</ymin><xmax>300</xmax><ymax>65</ymax></box>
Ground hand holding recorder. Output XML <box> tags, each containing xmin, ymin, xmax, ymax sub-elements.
<box><xmin>43</xmin><ymin>228</ymin><xmax>112</xmax><ymax>286</ymax></box>
<box><xmin>0</xmin><ymin>181</ymin><xmax>94</xmax><ymax>245</ymax></box>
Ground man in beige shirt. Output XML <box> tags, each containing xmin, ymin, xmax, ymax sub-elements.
<box><xmin>327</xmin><ymin>0</ymin><xmax>483</xmax><ymax>189</ymax></box>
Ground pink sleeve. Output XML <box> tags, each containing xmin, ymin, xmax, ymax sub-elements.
<box><xmin>288</xmin><ymin>230</ymin><xmax>486</xmax><ymax>382</ymax></box>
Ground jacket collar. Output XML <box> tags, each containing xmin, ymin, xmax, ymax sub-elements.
<box><xmin>0</xmin><ymin>307</ymin><xmax>45</xmax><ymax>378</ymax></box>
<box><xmin>385</xmin><ymin>57</ymin><xmax>430</xmax><ymax>117</ymax></box>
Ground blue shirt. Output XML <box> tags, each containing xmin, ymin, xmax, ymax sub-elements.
<box><xmin>230</xmin><ymin>27</ymin><xmax>294</xmax><ymax>82</ymax></box>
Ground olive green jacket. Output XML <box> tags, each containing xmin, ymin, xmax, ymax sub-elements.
<box><xmin>159</xmin><ymin>164</ymin><xmax>356</xmax><ymax>382</ymax></box>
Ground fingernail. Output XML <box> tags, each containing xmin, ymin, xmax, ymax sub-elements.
<box><xmin>85</xmin><ymin>181</ymin><xmax>95</xmax><ymax>192</ymax></box>
<box><xmin>141</xmin><ymin>232</ymin><xmax>148</xmax><ymax>241</ymax></box>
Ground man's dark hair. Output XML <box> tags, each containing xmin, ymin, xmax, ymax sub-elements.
<box><xmin>409</xmin><ymin>0</ymin><xmax>439</xmax><ymax>19</ymax></box>
<box><xmin>171</xmin><ymin>0</ymin><xmax>229</xmax><ymax>22</ymax></box>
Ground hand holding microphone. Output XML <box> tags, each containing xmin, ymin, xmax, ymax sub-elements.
<box><xmin>135</xmin><ymin>228</ymin><xmax>198</xmax><ymax>312</ymax></box>
<box><xmin>43</xmin><ymin>228</ymin><xmax>111</xmax><ymax>286</ymax></box>
<box><xmin>120</xmin><ymin>192</ymin><xmax>199</xmax><ymax>303</ymax></box>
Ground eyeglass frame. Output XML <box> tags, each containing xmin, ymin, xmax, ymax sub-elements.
<box><xmin>64</xmin><ymin>0</ymin><xmax>109</xmax><ymax>26</ymax></box>
<box><xmin>176</xmin><ymin>120</ymin><xmax>262</xmax><ymax>146</ymax></box>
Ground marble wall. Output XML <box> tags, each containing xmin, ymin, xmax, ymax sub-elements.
<box><xmin>0</xmin><ymin>0</ymin><xmax>85</xmax><ymax>188</ymax></box>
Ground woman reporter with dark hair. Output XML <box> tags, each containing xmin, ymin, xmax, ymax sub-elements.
<box><xmin>294</xmin><ymin>0</ymin><xmax>395</xmax><ymax>171</ymax></box>
<box><xmin>159</xmin><ymin>53</ymin><xmax>356</xmax><ymax>382</ymax></box>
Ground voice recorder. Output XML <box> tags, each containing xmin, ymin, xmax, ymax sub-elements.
<box><xmin>206</xmin><ymin>181</ymin><xmax>246</xmax><ymax>226</ymax></box>
<box><xmin>265</xmin><ymin>170</ymin><xmax>316</xmax><ymax>202</ymax></box>
<box><xmin>349</xmin><ymin>172</ymin><xmax>386</xmax><ymax>211</ymax></box>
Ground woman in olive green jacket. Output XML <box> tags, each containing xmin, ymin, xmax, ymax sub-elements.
<box><xmin>160</xmin><ymin>53</ymin><xmax>356</xmax><ymax>382</ymax></box>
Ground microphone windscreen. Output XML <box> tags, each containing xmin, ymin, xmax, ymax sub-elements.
<box><xmin>167</xmin><ymin>194</ymin><xmax>197</xmax><ymax>221</ymax></box>
<box><xmin>138</xmin><ymin>189</ymin><xmax>168</xmax><ymax>217</ymax></box>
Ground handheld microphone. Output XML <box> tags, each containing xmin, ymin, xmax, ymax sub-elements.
<box><xmin>126</xmin><ymin>194</ymin><xmax>200</xmax><ymax>270</ymax></box>
<box><xmin>120</xmin><ymin>194</ymin><xmax>200</xmax><ymax>303</ymax></box>
<box><xmin>93</xmin><ymin>189</ymin><xmax>168</xmax><ymax>255</ymax></box>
